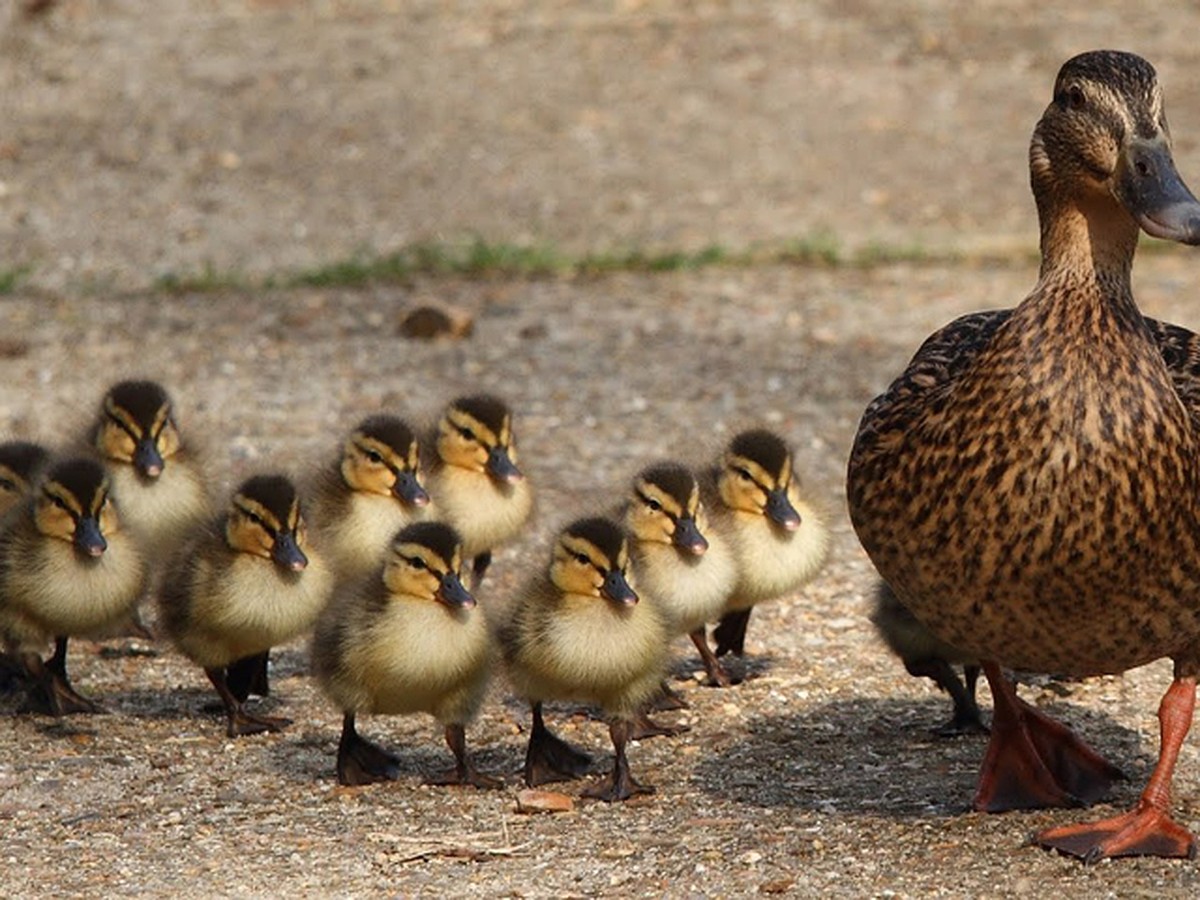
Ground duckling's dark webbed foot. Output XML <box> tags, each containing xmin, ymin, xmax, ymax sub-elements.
<box><xmin>524</xmin><ymin>707</ymin><xmax>593</xmax><ymax>786</ymax></box>
<box><xmin>225</xmin><ymin>651</ymin><xmax>271</xmax><ymax>703</ymax></box>
<box><xmin>22</xmin><ymin>673</ymin><xmax>105</xmax><ymax>716</ymax></box>
<box><xmin>907</xmin><ymin>660</ymin><xmax>989</xmax><ymax>737</ymax></box>
<box><xmin>426</xmin><ymin>724</ymin><xmax>503</xmax><ymax>789</ymax></box>
<box><xmin>649</xmin><ymin>680</ymin><xmax>689</xmax><ymax>711</ymax></box>
<box><xmin>227</xmin><ymin>708</ymin><xmax>291</xmax><ymax>738</ymax></box>
<box><xmin>628</xmin><ymin>711</ymin><xmax>689</xmax><ymax>741</ymax></box>
<box><xmin>712</xmin><ymin>609</ymin><xmax>751</xmax><ymax>658</ymax></box>
<box><xmin>336</xmin><ymin>716</ymin><xmax>401</xmax><ymax>786</ymax></box>
<box><xmin>581</xmin><ymin>719</ymin><xmax>655</xmax><ymax>802</ymax></box>
<box><xmin>974</xmin><ymin>663</ymin><xmax>1123</xmax><ymax>812</ymax></box>
<box><xmin>20</xmin><ymin>646</ymin><xmax>104</xmax><ymax>716</ymax></box>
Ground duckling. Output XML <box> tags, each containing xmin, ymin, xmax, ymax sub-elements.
<box><xmin>158</xmin><ymin>474</ymin><xmax>332</xmax><ymax>737</ymax></box>
<box><xmin>309</xmin><ymin>414</ymin><xmax>431</xmax><ymax>585</ymax></box>
<box><xmin>0</xmin><ymin>457</ymin><xmax>147</xmax><ymax>714</ymax></box>
<box><xmin>499</xmin><ymin>516</ymin><xmax>667</xmax><ymax>801</ymax></box>
<box><xmin>622</xmin><ymin>461</ymin><xmax>738</xmax><ymax>689</ymax></box>
<box><xmin>87</xmin><ymin>379</ymin><xmax>210</xmax><ymax>566</ymax></box>
<box><xmin>870</xmin><ymin>580</ymin><xmax>986</xmax><ymax>737</ymax></box>
<box><xmin>847</xmin><ymin>51</ymin><xmax>1200</xmax><ymax>860</ymax></box>
<box><xmin>0</xmin><ymin>440</ymin><xmax>51</xmax><ymax>688</ymax></box>
<box><xmin>705</xmin><ymin>429</ymin><xmax>829</xmax><ymax>665</ymax></box>
<box><xmin>312</xmin><ymin>521</ymin><xmax>497</xmax><ymax>788</ymax></box>
<box><xmin>0</xmin><ymin>440</ymin><xmax>50</xmax><ymax>519</ymax></box>
<box><xmin>425</xmin><ymin>394</ymin><xmax>533</xmax><ymax>585</ymax></box>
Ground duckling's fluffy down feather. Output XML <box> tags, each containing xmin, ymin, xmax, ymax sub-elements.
<box><xmin>721</xmin><ymin>498</ymin><xmax>829</xmax><ymax>609</ymax></box>
<box><xmin>0</xmin><ymin>525</ymin><xmax>146</xmax><ymax>651</ymax></box>
<box><xmin>499</xmin><ymin>581</ymin><xmax>667</xmax><ymax>717</ymax></box>
<box><xmin>313</xmin><ymin>589</ymin><xmax>492</xmax><ymax>724</ymax></box>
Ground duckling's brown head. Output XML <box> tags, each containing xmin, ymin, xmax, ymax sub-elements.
<box><xmin>435</xmin><ymin>394</ymin><xmax>523</xmax><ymax>485</ymax></box>
<box><xmin>718</xmin><ymin>429</ymin><xmax>802</xmax><ymax>532</ymax></box>
<box><xmin>550</xmin><ymin>516</ymin><xmax>638</xmax><ymax>606</ymax></box>
<box><xmin>625</xmin><ymin>462</ymin><xmax>708</xmax><ymax>556</ymax></box>
<box><xmin>340</xmin><ymin>414</ymin><xmax>430</xmax><ymax>509</ymax></box>
<box><xmin>0</xmin><ymin>440</ymin><xmax>50</xmax><ymax>517</ymax></box>
<box><xmin>94</xmin><ymin>380</ymin><xmax>184</xmax><ymax>480</ymax></box>
<box><xmin>33</xmin><ymin>457</ymin><xmax>117</xmax><ymax>559</ymax></box>
<box><xmin>382</xmin><ymin>520</ymin><xmax>474</xmax><ymax>609</ymax></box>
<box><xmin>225</xmin><ymin>474</ymin><xmax>309</xmax><ymax>573</ymax></box>
<box><xmin>1031</xmin><ymin>50</ymin><xmax>1200</xmax><ymax>249</ymax></box>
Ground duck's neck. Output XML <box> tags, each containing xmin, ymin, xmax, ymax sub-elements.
<box><xmin>1031</xmin><ymin>192</ymin><xmax>1145</xmax><ymax>331</ymax></box>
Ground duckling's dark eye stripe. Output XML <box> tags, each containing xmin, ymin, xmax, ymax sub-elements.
<box><xmin>106</xmin><ymin>412</ymin><xmax>143</xmax><ymax>441</ymax></box>
<box><xmin>635</xmin><ymin>489</ymin><xmax>673</xmax><ymax>518</ymax></box>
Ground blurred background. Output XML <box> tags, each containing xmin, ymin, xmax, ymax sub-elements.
<box><xmin>6</xmin><ymin>0</ymin><xmax>1200</xmax><ymax>293</ymax></box>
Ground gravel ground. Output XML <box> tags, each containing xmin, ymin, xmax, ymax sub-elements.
<box><xmin>5</xmin><ymin>3</ymin><xmax>1200</xmax><ymax>899</ymax></box>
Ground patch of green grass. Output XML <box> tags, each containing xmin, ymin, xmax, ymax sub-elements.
<box><xmin>0</xmin><ymin>265</ymin><xmax>32</xmax><ymax>294</ymax></box>
<box><xmin>87</xmin><ymin>233</ymin><xmax>1045</xmax><ymax>298</ymax></box>
<box><xmin>154</xmin><ymin>264</ymin><xmax>250</xmax><ymax>295</ymax></box>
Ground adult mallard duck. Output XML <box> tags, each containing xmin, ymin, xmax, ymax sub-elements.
<box><xmin>847</xmin><ymin>50</ymin><xmax>1200</xmax><ymax>862</ymax></box>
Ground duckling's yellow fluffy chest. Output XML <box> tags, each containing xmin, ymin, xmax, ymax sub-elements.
<box><xmin>427</xmin><ymin>469</ymin><xmax>532</xmax><ymax>559</ymax></box>
<box><xmin>721</xmin><ymin>501</ymin><xmax>829</xmax><ymax>608</ymax></box>
<box><xmin>0</xmin><ymin>529</ymin><xmax>146</xmax><ymax>650</ymax></box>
<box><xmin>321</xmin><ymin>492</ymin><xmax>430</xmax><ymax>582</ymax></box>
<box><xmin>850</xmin><ymin>308</ymin><xmax>1200</xmax><ymax>675</ymax></box>
<box><xmin>108</xmin><ymin>462</ymin><xmax>208</xmax><ymax>563</ymax></box>
<box><xmin>632</xmin><ymin>534</ymin><xmax>738</xmax><ymax>634</ymax></box>
<box><xmin>317</xmin><ymin>597</ymin><xmax>492</xmax><ymax>722</ymax></box>
<box><xmin>504</xmin><ymin>593</ymin><xmax>667</xmax><ymax>716</ymax></box>
<box><xmin>163</xmin><ymin>549</ymin><xmax>334</xmax><ymax>668</ymax></box>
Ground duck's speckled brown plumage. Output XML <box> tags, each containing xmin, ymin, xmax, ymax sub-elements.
<box><xmin>847</xmin><ymin>50</ymin><xmax>1200</xmax><ymax>861</ymax></box>
<box><xmin>848</xmin><ymin>54</ymin><xmax>1200</xmax><ymax>679</ymax></box>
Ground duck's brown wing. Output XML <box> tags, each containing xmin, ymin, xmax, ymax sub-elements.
<box><xmin>853</xmin><ymin>310</ymin><xmax>1012</xmax><ymax>449</ymax></box>
<box><xmin>1147</xmin><ymin>318</ymin><xmax>1200</xmax><ymax>423</ymax></box>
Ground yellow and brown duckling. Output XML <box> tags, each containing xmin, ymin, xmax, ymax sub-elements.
<box><xmin>870</xmin><ymin>580</ymin><xmax>986</xmax><ymax>737</ymax></box>
<box><xmin>312</xmin><ymin>521</ymin><xmax>498</xmax><ymax>788</ymax></box>
<box><xmin>425</xmin><ymin>394</ymin><xmax>533</xmax><ymax>585</ymax></box>
<box><xmin>0</xmin><ymin>456</ymin><xmax>147</xmax><ymax>714</ymax></box>
<box><xmin>87</xmin><ymin>379</ymin><xmax>210</xmax><ymax>566</ymax></box>
<box><xmin>498</xmin><ymin>516</ymin><xmax>667</xmax><ymax>801</ymax></box>
<box><xmin>705</xmin><ymin>429</ymin><xmax>829</xmax><ymax>666</ymax></box>
<box><xmin>0</xmin><ymin>440</ymin><xmax>50</xmax><ymax>519</ymax></box>
<box><xmin>310</xmin><ymin>414</ymin><xmax>431</xmax><ymax>584</ymax></box>
<box><xmin>158</xmin><ymin>474</ymin><xmax>332</xmax><ymax>737</ymax></box>
<box><xmin>622</xmin><ymin>461</ymin><xmax>738</xmax><ymax>690</ymax></box>
<box><xmin>848</xmin><ymin>50</ymin><xmax>1200</xmax><ymax>861</ymax></box>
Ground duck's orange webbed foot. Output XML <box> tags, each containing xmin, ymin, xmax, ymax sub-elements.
<box><xmin>973</xmin><ymin>663</ymin><xmax>1123</xmax><ymax>812</ymax></box>
<box><xmin>1034</xmin><ymin>675</ymin><xmax>1198</xmax><ymax>862</ymax></box>
<box><xmin>1034</xmin><ymin>800</ymin><xmax>1196</xmax><ymax>862</ymax></box>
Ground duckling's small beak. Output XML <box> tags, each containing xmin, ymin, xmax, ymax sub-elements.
<box><xmin>271</xmin><ymin>531</ymin><xmax>308</xmax><ymax>572</ymax></box>
<box><xmin>74</xmin><ymin>516</ymin><xmax>107</xmax><ymax>558</ymax></box>
<box><xmin>486</xmin><ymin>447</ymin><xmax>523</xmax><ymax>484</ymax></box>
<box><xmin>133</xmin><ymin>438</ymin><xmax>164</xmax><ymax>479</ymax></box>
<box><xmin>601</xmin><ymin>569</ymin><xmax>638</xmax><ymax>606</ymax></box>
<box><xmin>392</xmin><ymin>470</ymin><xmax>430</xmax><ymax>508</ymax></box>
<box><xmin>765</xmin><ymin>489</ymin><xmax>802</xmax><ymax>531</ymax></box>
<box><xmin>1116</xmin><ymin>136</ymin><xmax>1200</xmax><ymax>246</ymax></box>
<box><xmin>436</xmin><ymin>572</ymin><xmax>476</xmax><ymax>609</ymax></box>
<box><xmin>672</xmin><ymin>517</ymin><xmax>709</xmax><ymax>556</ymax></box>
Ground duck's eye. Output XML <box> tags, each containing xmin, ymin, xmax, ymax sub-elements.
<box><xmin>735</xmin><ymin>468</ymin><xmax>753</xmax><ymax>482</ymax></box>
<box><xmin>48</xmin><ymin>494</ymin><xmax>69</xmax><ymax>512</ymax></box>
<box><xmin>457</xmin><ymin>426</ymin><xmax>477</xmax><ymax>442</ymax></box>
<box><xmin>364</xmin><ymin>449</ymin><xmax>383</xmax><ymax>464</ymax></box>
<box><xmin>645</xmin><ymin>498</ymin><xmax>661</xmax><ymax>512</ymax></box>
<box><xmin>407</xmin><ymin>556</ymin><xmax>426</xmax><ymax>570</ymax></box>
<box><xmin>245</xmin><ymin>511</ymin><xmax>265</xmax><ymax>528</ymax></box>
<box><xmin>0</xmin><ymin>477</ymin><xmax>16</xmax><ymax>491</ymax></box>
<box><xmin>573</xmin><ymin>552</ymin><xmax>590</xmax><ymax>565</ymax></box>
<box><xmin>1065</xmin><ymin>85</ymin><xmax>1086</xmax><ymax>111</ymax></box>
